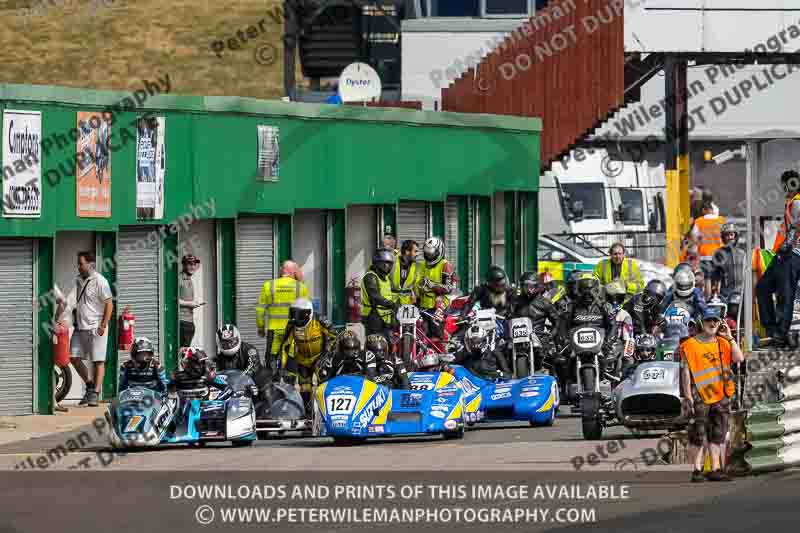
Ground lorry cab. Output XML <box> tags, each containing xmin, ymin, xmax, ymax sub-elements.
<box><xmin>540</xmin><ymin>148</ymin><xmax>666</xmax><ymax>241</ymax></box>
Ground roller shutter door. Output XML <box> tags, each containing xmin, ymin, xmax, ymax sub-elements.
<box><xmin>236</xmin><ymin>216</ymin><xmax>275</xmax><ymax>348</ymax></box>
<box><xmin>0</xmin><ymin>239</ymin><xmax>34</xmax><ymax>415</ymax></box>
<box><xmin>397</xmin><ymin>201</ymin><xmax>429</xmax><ymax>260</ymax></box>
<box><xmin>445</xmin><ymin>197</ymin><xmax>459</xmax><ymax>283</ymax></box>
<box><xmin>117</xmin><ymin>228</ymin><xmax>161</xmax><ymax>365</ymax></box>
<box><xmin>466</xmin><ymin>199</ymin><xmax>477</xmax><ymax>289</ymax></box>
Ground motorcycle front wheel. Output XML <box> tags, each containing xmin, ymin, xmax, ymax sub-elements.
<box><xmin>54</xmin><ymin>364</ymin><xmax>72</xmax><ymax>403</ymax></box>
<box><xmin>580</xmin><ymin>366</ymin><xmax>597</xmax><ymax>394</ymax></box>
<box><xmin>515</xmin><ymin>356</ymin><xmax>530</xmax><ymax>379</ymax></box>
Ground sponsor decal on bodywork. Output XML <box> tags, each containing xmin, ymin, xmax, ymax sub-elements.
<box><xmin>430</xmin><ymin>410</ymin><xmax>446</xmax><ymax>419</ymax></box>
<box><xmin>358</xmin><ymin>389</ymin><xmax>387</xmax><ymax>428</ymax></box>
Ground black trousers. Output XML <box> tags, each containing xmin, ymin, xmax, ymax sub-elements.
<box><xmin>179</xmin><ymin>320</ymin><xmax>196</xmax><ymax>348</ymax></box>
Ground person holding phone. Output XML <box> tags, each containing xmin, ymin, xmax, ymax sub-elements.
<box><xmin>179</xmin><ymin>254</ymin><xmax>204</xmax><ymax>348</ymax></box>
<box><xmin>680</xmin><ymin>307</ymin><xmax>745</xmax><ymax>482</ymax></box>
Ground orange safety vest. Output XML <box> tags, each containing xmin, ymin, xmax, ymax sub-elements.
<box><xmin>694</xmin><ymin>216</ymin><xmax>726</xmax><ymax>258</ymax></box>
<box><xmin>771</xmin><ymin>193</ymin><xmax>800</xmax><ymax>252</ymax></box>
<box><xmin>682</xmin><ymin>337</ymin><xmax>736</xmax><ymax>404</ymax></box>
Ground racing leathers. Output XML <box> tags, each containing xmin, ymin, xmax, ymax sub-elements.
<box><xmin>318</xmin><ymin>348</ymin><xmax>371</xmax><ymax>382</ymax></box>
<box><xmin>660</xmin><ymin>287</ymin><xmax>708</xmax><ymax>322</ymax></box>
<box><xmin>215</xmin><ymin>342</ymin><xmax>270</xmax><ymax>394</ymax></box>
<box><xmin>118</xmin><ymin>359</ymin><xmax>169</xmax><ymax>394</ymax></box>
<box><xmin>512</xmin><ymin>288</ymin><xmax>565</xmax><ymax>366</ymax></box>
<box><xmin>463</xmin><ymin>284</ymin><xmax>516</xmax><ymax>319</ymax></box>
<box><xmin>623</xmin><ymin>293</ymin><xmax>666</xmax><ymax>337</ymax></box>
<box><xmin>366</xmin><ymin>347</ymin><xmax>411</xmax><ymax>389</ymax></box>
<box><xmin>567</xmin><ymin>297</ymin><xmax>617</xmax><ymax>376</ymax></box>
<box><xmin>280</xmin><ymin>317</ymin><xmax>337</xmax><ymax>410</ymax></box>
<box><xmin>170</xmin><ymin>358</ymin><xmax>224</xmax><ymax>400</ymax></box>
<box><xmin>452</xmin><ymin>343</ymin><xmax>511</xmax><ymax>380</ymax></box>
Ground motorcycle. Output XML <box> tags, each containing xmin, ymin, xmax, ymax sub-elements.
<box><xmin>254</xmin><ymin>380</ymin><xmax>308</xmax><ymax>437</ymax></box>
<box><xmin>394</xmin><ymin>304</ymin><xmax>451</xmax><ymax>371</ymax></box>
<box><xmin>509</xmin><ymin>317</ymin><xmax>543</xmax><ymax>378</ymax></box>
<box><xmin>567</xmin><ymin>325</ymin><xmax>614</xmax><ymax>440</ymax></box>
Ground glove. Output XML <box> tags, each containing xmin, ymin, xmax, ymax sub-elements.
<box><xmin>250</xmin><ymin>385</ymin><xmax>259</xmax><ymax>397</ymax></box>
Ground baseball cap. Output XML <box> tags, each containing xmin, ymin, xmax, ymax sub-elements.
<box><xmin>701</xmin><ymin>307</ymin><xmax>721</xmax><ymax>321</ymax></box>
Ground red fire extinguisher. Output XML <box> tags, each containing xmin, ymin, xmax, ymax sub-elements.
<box><xmin>345</xmin><ymin>278</ymin><xmax>361</xmax><ymax>324</ymax></box>
<box><xmin>53</xmin><ymin>322</ymin><xmax>71</xmax><ymax>368</ymax></box>
<box><xmin>119</xmin><ymin>306</ymin><xmax>135</xmax><ymax>351</ymax></box>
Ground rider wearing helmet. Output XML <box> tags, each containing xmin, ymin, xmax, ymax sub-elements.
<box><xmin>417</xmin><ymin>237</ymin><xmax>456</xmax><ymax>338</ymax></box>
<box><xmin>624</xmin><ymin>334</ymin><xmax>657</xmax><ymax>380</ymax></box>
<box><xmin>623</xmin><ymin>279</ymin><xmax>668</xmax><ymax>336</ymax></box>
<box><xmin>711</xmin><ymin>222</ymin><xmax>745</xmax><ymax>302</ymax></box>
<box><xmin>363</xmin><ymin>334</ymin><xmax>410</xmax><ymax>389</ymax></box>
<box><xmin>118</xmin><ymin>337</ymin><xmax>168</xmax><ymax>393</ymax></box>
<box><xmin>566</xmin><ymin>272</ymin><xmax>616</xmax><ymax>364</ymax></box>
<box><xmin>463</xmin><ymin>265</ymin><xmax>515</xmax><ymax>318</ymax></box>
<box><xmin>660</xmin><ymin>263</ymin><xmax>708</xmax><ymax>321</ymax></box>
<box><xmin>318</xmin><ymin>331</ymin><xmax>370</xmax><ymax>382</ymax></box>
<box><xmin>360</xmin><ymin>248</ymin><xmax>400</xmax><ymax>344</ymax></box>
<box><xmin>171</xmin><ymin>347</ymin><xmax>223</xmax><ymax>401</ymax></box>
<box><xmin>215</xmin><ymin>324</ymin><xmax>269</xmax><ymax>392</ymax></box>
<box><xmin>452</xmin><ymin>324</ymin><xmax>511</xmax><ymax>379</ymax></box>
<box><xmin>513</xmin><ymin>271</ymin><xmax>566</xmax><ymax>354</ymax></box>
<box><xmin>279</xmin><ymin>299</ymin><xmax>337</xmax><ymax>410</ymax></box>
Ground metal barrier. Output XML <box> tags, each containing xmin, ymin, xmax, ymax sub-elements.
<box><xmin>551</xmin><ymin>231</ymin><xmax>667</xmax><ymax>264</ymax></box>
<box><xmin>744</xmin><ymin>367</ymin><xmax>800</xmax><ymax>473</ymax></box>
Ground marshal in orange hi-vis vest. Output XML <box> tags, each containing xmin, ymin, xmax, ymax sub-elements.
<box><xmin>681</xmin><ymin>337</ymin><xmax>736</xmax><ymax>404</ymax></box>
<box><xmin>771</xmin><ymin>193</ymin><xmax>800</xmax><ymax>253</ymax></box>
<box><xmin>694</xmin><ymin>216</ymin><xmax>726</xmax><ymax>258</ymax></box>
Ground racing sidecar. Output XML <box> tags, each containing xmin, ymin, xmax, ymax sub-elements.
<box><xmin>255</xmin><ymin>381</ymin><xmax>310</xmax><ymax>437</ymax></box>
<box><xmin>444</xmin><ymin>365</ymin><xmax>559</xmax><ymax>427</ymax></box>
<box><xmin>611</xmin><ymin>360</ymin><xmax>686</xmax><ymax>432</ymax></box>
<box><xmin>106</xmin><ymin>370</ymin><xmax>257</xmax><ymax>449</ymax></box>
<box><xmin>315</xmin><ymin>373</ymin><xmax>465</xmax><ymax>444</ymax></box>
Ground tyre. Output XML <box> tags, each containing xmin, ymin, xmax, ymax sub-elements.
<box><xmin>580</xmin><ymin>366</ymin><xmax>597</xmax><ymax>394</ymax></box>
<box><xmin>232</xmin><ymin>439</ymin><xmax>254</xmax><ymax>447</ymax></box>
<box><xmin>443</xmin><ymin>425</ymin><xmax>465</xmax><ymax>440</ymax></box>
<box><xmin>333</xmin><ymin>436</ymin><xmax>364</xmax><ymax>446</ymax></box>
<box><xmin>580</xmin><ymin>395</ymin><xmax>603</xmax><ymax>440</ymax></box>
<box><xmin>54</xmin><ymin>364</ymin><xmax>72</xmax><ymax>403</ymax></box>
<box><xmin>515</xmin><ymin>357</ymin><xmax>530</xmax><ymax>379</ymax></box>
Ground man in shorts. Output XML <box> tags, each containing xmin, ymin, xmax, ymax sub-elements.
<box><xmin>64</xmin><ymin>251</ymin><xmax>113</xmax><ymax>407</ymax></box>
<box><xmin>680</xmin><ymin>307</ymin><xmax>744</xmax><ymax>482</ymax></box>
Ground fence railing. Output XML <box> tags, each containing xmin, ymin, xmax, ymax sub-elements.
<box><xmin>550</xmin><ymin>231</ymin><xmax>667</xmax><ymax>264</ymax></box>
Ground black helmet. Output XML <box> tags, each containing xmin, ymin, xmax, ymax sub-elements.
<box><xmin>567</xmin><ymin>270</ymin><xmax>583</xmax><ymax>299</ymax></box>
<box><xmin>365</xmin><ymin>334</ymin><xmax>388</xmax><ymax>355</ymax></box>
<box><xmin>519</xmin><ymin>271</ymin><xmax>543</xmax><ymax>298</ymax></box>
<box><xmin>216</xmin><ymin>324</ymin><xmax>241</xmax><ymax>357</ymax></box>
<box><xmin>289</xmin><ymin>298</ymin><xmax>313</xmax><ymax>329</ymax></box>
<box><xmin>634</xmin><ymin>334</ymin><xmax>657</xmax><ymax>361</ymax></box>
<box><xmin>372</xmin><ymin>248</ymin><xmax>395</xmax><ymax>276</ymax></box>
<box><xmin>486</xmin><ymin>265</ymin><xmax>508</xmax><ymax>294</ymax></box>
<box><xmin>131</xmin><ymin>337</ymin><xmax>154</xmax><ymax>369</ymax></box>
<box><xmin>179</xmin><ymin>347</ymin><xmax>208</xmax><ymax>379</ymax></box>
<box><xmin>604</xmin><ymin>281</ymin><xmax>626</xmax><ymax>307</ymax></box>
<box><xmin>339</xmin><ymin>332</ymin><xmax>361</xmax><ymax>360</ymax></box>
<box><xmin>576</xmin><ymin>273</ymin><xmax>599</xmax><ymax>302</ymax></box>
<box><xmin>781</xmin><ymin>169</ymin><xmax>800</xmax><ymax>195</ymax></box>
<box><xmin>642</xmin><ymin>279</ymin><xmax>667</xmax><ymax>308</ymax></box>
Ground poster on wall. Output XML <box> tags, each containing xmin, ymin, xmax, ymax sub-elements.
<box><xmin>136</xmin><ymin>116</ymin><xmax>165</xmax><ymax>219</ymax></box>
<box><xmin>2</xmin><ymin>110</ymin><xmax>41</xmax><ymax>218</ymax></box>
<box><xmin>257</xmin><ymin>125</ymin><xmax>279</xmax><ymax>182</ymax></box>
<box><xmin>76</xmin><ymin>111</ymin><xmax>112</xmax><ymax>218</ymax></box>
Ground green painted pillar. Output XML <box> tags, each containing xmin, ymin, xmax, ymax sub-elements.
<box><xmin>524</xmin><ymin>191</ymin><xmax>539</xmax><ymax>272</ymax></box>
<box><xmin>504</xmin><ymin>191</ymin><xmax>517</xmax><ymax>281</ymax></box>
<box><xmin>277</xmin><ymin>214</ymin><xmax>292</xmax><ymax>265</ymax></box>
<box><xmin>382</xmin><ymin>204</ymin><xmax>396</xmax><ymax>238</ymax></box>
<box><xmin>36</xmin><ymin>237</ymin><xmax>54</xmax><ymax>415</ymax></box>
<box><xmin>431</xmin><ymin>201</ymin><xmax>444</xmax><ymax>239</ymax></box>
<box><xmin>217</xmin><ymin>219</ymin><xmax>236</xmax><ymax>325</ymax></box>
<box><xmin>329</xmin><ymin>210</ymin><xmax>346</xmax><ymax>325</ymax></box>
<box><xmin>478</xmin><ymin>196</ymin><xmax>492</xmax><ymax>283</ymax></box>
<box><xmin>98</xmin><ymin>232</ymin><xmax>118</xmax><ymax>399</ymax></box>
<box><xmin>163</xmin><ymin>230</ymin><xmax>179</xmax><ymax>371</ymax></box>
<box><xmin>457</xmin><ymin>197</ymin><xmax>469</xmax><ymax>294</ymax></box>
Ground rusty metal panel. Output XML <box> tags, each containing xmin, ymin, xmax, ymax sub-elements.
<box><xmin>441</xmin><ymin>0</ymin><xmax>625</xmax><ymax>171</ymax></box>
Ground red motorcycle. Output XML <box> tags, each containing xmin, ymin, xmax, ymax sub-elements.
<box><xmin>392</xmin><ymin>298</ymin><xmax>466</xmax><ymax>370</ymax></box>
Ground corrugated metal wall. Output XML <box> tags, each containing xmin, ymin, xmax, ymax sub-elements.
<box><xmin>441</xmin><ymin>0</ymin><xmax>625</xmax><ymax>172</ymax></box>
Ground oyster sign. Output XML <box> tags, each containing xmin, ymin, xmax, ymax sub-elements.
<box><xmin>338</xmin><ymin>62</ymin><xmax>382</xmax><ymax>103</ymax></box>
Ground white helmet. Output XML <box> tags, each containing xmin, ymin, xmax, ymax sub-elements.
<box><xmin>418</xmin><ymin>350</ymin><xmax>440</xmax><ymax>371</ymax></box>
<box><xmin>673</xmin><ymin>269</ymin><xmax>694</xmax><ymax>299</ymax></box>
<box><xmin>464</xmin><ymin>324</ymin><xmax>488</xmax><ymax>354</ymax></box>
<box><xmin>289</xmin><ymin>298</ymin><xmax>314</xmax><ymax>329</ymax></box>
<box><xmin>423</xmin><ymin>237</ymin><xmax>444</xmax><ymax>266</ymax></box>
<box><xmin>216</xmin><ymin>324</ymin><xmax>241</xmax><ymax>356</ymax></box>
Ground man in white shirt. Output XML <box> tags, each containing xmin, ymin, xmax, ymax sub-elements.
<box><xmin>57</xmin><ymin>251</ymin><xmax>113</xmax><ymax>407</ymax></box>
